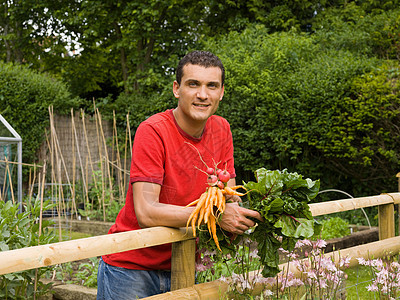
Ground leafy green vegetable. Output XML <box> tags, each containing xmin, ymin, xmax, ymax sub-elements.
<box><xmin>243</xmin><ymin>168</ymin><xmax>321</xmax><ymax>277</ymax></box>
<box><xmin>197</xmin><ymin>168</ymin><xmax>321</xmax><ymax>279</ymax></box>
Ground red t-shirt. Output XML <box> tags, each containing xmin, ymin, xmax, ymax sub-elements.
<box><xmin>102</xmin><ymin>109</ymin><xmax>236</xmax><ymax>270</ymax></box>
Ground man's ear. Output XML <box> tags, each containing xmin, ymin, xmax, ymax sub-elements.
<box><xmin>173</xmin><ymin>81</ymin><xmax>180</xmax><ymax>98</ymax></box>
<box><xmin>219</xmin><ymin>85</ymin><xmax>225</xmax><ymax>101</ymax></box>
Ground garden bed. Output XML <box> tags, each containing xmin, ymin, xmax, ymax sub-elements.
<box><xmin>40</xmin><ymin>277</ymin><xmax>96</xmax><ymax>300</ymax></box>
<box><xmin>324</xmin><ymin>225</ymin><xmax>378</xmax><ymax>253</ymax></box>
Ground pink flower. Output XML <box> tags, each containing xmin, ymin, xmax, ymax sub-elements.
<box><xmin>195</xmin><ymin>263</ymin><xmax>208</xmax><ymax>272</ymax></box>
<box><xmin>263</xmin><ymin>289</ymin><xmax>274</xmax><ymax>297</ymax></box>
<box><xmin>295</xmin><ymin>239</ymin><xmax>312</xmax><ymax>248</ymax></box>
<box><xmin>366</xmin><ymin>284</ymin><xmax>379</xmax><ymax>292</ymax></box>
<box><xmin>340</xmin><ymin>256</ymin><xmax>351</xmax><ymax>268</ymax></box>
<box><xmin>306</xmin><ymin>270</ymin><xmax>317</xmax><ymax>280</ymax></box>
<box><xmin>357</xmin><ymin>257</ymin><xmax>367</xmax><ymax>265</ymax></box>
<box><xmin>314</xmin><ymin>239</ymin><xmax>327</xmax><ymax>249</ymax></box>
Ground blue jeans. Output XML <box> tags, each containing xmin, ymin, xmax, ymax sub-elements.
<box><xmin>97</xmin><ymin>258</ymin><xmax>171</xmax><ymax>299</ymax></box>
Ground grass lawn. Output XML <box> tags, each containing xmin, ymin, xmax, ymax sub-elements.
<box><xmin>49</xmin><ymin>228</ymin><xmax>93</xmax><ymax>242</ymax></box>
<box><xmin>345</xmin><ymin>265</ymin><xmax>376</xmax><ymax>300</ymax></box>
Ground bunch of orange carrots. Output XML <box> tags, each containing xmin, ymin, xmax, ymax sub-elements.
<box><xmin>186</xmin><ymin>185</ymin><xmax>245</xmax><ymax>251</ymax></box>
<box><xmin>184</xmin><ymin>141</ymin><xmax>246</xmax><ymax>251</ymax></box>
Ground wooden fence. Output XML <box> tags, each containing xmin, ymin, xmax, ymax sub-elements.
<box><xmin>1</xmin><ymin>192</ymin><xmax>400</xmax><ymax>299</ymax></box>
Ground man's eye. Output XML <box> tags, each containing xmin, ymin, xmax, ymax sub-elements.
<box><xmin>189</xmin><ymin>82</ymin><xmax>198</xmax><ymax>87</ymax></box>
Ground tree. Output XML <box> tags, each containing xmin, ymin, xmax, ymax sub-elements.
<box><xmin>202</xmin><ymin>24</ymin><xmax>399</xmax><ymax>196</ymax></box>
<box><xmin>0</xmin><ymin>61</ymin><xmax>80</xmax><ymax>164</ymax></box>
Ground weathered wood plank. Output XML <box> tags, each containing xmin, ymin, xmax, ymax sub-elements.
<box><xmin>0</xmin><ymin>227</ymin><xmax>193</xmax><ymax>275</ymax></box>
<box><xmin>309</xmin><ymin>193</ymin><xmax>400</xmax><ymax>216</ymax></box>
<box><xmin>171</xmin><ymin>239</ymin><xmax>196</xmax><ymax>290</ymax></box>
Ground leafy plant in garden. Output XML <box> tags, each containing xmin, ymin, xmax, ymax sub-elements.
<box><xmin>78</xmin><ymin>169</ymin><xmax>122</xmax><ymax>222</ymax></box>
<box><xmin>263</xmin><ymin>239</ymin><xmax>351</xmax><ymax>299</ymax></box>
<box><xmin>197</xmin><ymin>168</ymin><xmax>322</xmax><ymax>295</ymax></box>
<box><xmin>0</xmin><ymin>198</ymin><xmax>57</xmax><ymax>299</ymax></box>
<box><xmin>312</xmin><ymin>217</ymin><xmax>351</xmax><ymax>240</ymax></box>
<box><xmin>243</xmin><ymin>168</ymin><xmax>321</xmax><ymax>277</ymax></box>
<box><xmin>53</xmin><ymin>257</ymin><xmax>99</xmax><ymax>288</ymax></box>
<box><xmin>358</xmin><ymin>255</ymin><xmax>400</xmax><ymax>298</ymax></box>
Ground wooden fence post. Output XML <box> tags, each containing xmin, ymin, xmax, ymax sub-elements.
<box><xmin>397</xmin><ymin>172</ymin><xmax>400</xmax><ymax>236</ymax></box>
<box><xmin>171</xmin><ymin>238</ymin><xmax>196</xmax><ymax>291</ymax></box>
<box><xmin>378</xmin><ymin>203</ymin><xmax>395</xmax><ymax>240</ymax></box>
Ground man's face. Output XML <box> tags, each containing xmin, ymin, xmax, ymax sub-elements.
<box><xmin>173</xmin><ymin>64</ymin><xmax>224</xmax><ymax>123</ymax></box>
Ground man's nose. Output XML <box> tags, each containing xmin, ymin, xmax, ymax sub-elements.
<box><xmin>197</xmin><ymin>85</ymin><xmax>208</xmax><ymax>99</ymax></box>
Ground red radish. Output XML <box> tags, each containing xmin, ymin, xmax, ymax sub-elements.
<box><xmin>207</xmin><ymin>175</ymin><xmax>218</xmax><ymax>185</ymax></box>
<box><xmin>217</xmin><ymin>180</ymin><xmax>225</xmax><ymax>189</ymax></box>
<box><xmin>206</xmin><ymin>167</ymin><xmax>215</xmax><ymax>175</ymax></box>
<box><xmin>216</xmin><ymin>168</ymin><xmax>222</xmax><ymax>175</ymax></box>
<box><xmin>218</xmin><ymin>170</ymin><xmax>230</xmax><ymax>183</ymax></box>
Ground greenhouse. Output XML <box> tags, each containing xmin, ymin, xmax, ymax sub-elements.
<box><xmin>0</xmin><ymin>114</ymin><xmax>22</xmax><ymax>207</ymax></box>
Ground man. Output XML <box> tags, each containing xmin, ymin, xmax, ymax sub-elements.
<box><xmin>97</xmin><ymin>50</ymin><xmax>262</xmax><ymax>299</ymax></box>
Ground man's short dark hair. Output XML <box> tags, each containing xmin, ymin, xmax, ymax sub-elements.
<box><xmin>176</xmin><ymin>50</ymin><xmax>225</xmax><ymax>86</ymax></box>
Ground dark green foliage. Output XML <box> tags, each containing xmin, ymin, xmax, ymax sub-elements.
<box><xmin>243</xmin><ymin>168</ymin><xmax>321</xmax><ymax>277</ymax></box>
<box><xmin>197</xmin><ymin>168</ymin><xmax>321</xmax><ymax>278</ymax></box>
<box><xmin>203</xmin><ymin>24</ymin><xmax>399</xmax><ymax>196</ymax></box>
<box><xmin>108</xmin><ymin>81</ymin><xmax>176</xmax><ymax>132</ymax></box>
<box><xmin>313</xmin><ymin>217</ymin><xmax>351</xmax><ymax>240</ymax></box>
<box><xmin>0</xmin><ymin>62</ymin><xmax>81</xmax><ymax>163</ymax></box>
<box><xmin>313</xmin><ymin>7</ymin><xmax>400</xmax><ymax>60</ymax></box>
<box><xmin>0</xmin><ymin>198</ymin><xmax>57</xmax><ymax>299</ymax></box>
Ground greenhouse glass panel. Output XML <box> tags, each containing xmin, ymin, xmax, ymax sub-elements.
<box><xmin>0</xmin><ymin>114</ymin><xmax>22</xmax><ymax>209</ymax></box>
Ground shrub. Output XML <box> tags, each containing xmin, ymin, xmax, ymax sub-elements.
<box><xmin>0</xmin><ymin>62</ymin><xmax>81</xmax><ymax>164</ymax></box>
<box><xmin>314</xmin><ymin>217</ymin><xmax>351</xmax><ymax>240</ymax></box>
<box><xmin>202</xmin><ymin>25</ymin><xmax>394</xmax><ymax>196</ymax></box>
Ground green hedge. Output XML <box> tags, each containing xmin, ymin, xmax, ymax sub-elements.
<box><xmin>0</xmin><ymin>62</ymin><xmax>81</xmax><ymax>163</ymax></box>
<box><xmin>102</xmin><ymin>23</ymin><xmax>400</xmax><ymax>197</ymax></box>
<box><xmin>203</xmin><ymin>25</ymin><xmax>399</xmax><ymax>196</ymax></box>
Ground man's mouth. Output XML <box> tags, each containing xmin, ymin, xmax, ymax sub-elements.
<box><xmin>193</xmin><ymin>103</ymin><xmax>210</xmax><ymax>108</ymax></box>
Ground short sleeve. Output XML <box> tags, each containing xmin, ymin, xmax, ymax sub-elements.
<box><xmin>224</xmin><ymin>121</ymin><xmax>236</xmax><ymax>178</ymax></box>
<box><xmin>130</xmin><ymin>123</ymin><xmax>165</xmax><ymax>185</ymax></box>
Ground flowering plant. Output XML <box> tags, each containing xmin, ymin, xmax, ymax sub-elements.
<box><xmin>272</xmin><ymin>239</ymin><xmax>351</xmax><ymax>299</ymax></box>
<box><xmin>196</xmin><ymin>238</ymin><xmax>351</xmax><ymax>299</ymax></box>
<box><xmin>357</xmin><ymin>256</ymin><xmax>400</xmax><ymax>298</ymax></box>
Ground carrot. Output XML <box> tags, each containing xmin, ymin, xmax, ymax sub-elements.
<box><xmin>202</xmin><ymin>187</ymin><xmax>213</xmax><ymax>224</ymax></box>
<box><xmin>197</xmin><ymin>205</ymin><xmax>206</xmax><ymax>227</ymax></box>
<box><xmin>209</xmin><ymin>216</ymin><xmax>221</xmax><ymax>251</ymax></box>
<box><xmin>185</xmin><ymin>198</ymin><xmax>199</xmax><ymax>207</ymax></box>
<box><xmin>204</xmin><ymin>187</ymin><xmax>217</xmax><ymax>223</ymax></box>
<box><xmin>216</xmin><ymin>188</ymin><xmax>224</xmax><ymax>214</ymax></box>
<box><xmin>228</xmin><ymin>185</ymin><xmax>247</xmax><ymax>191</ymax></box>
<box><xmin>191</xmin><ymin>212</ymin><xmax>199</xmax><ymax>237</ymax></box>
<box><xmin>186</xmin><ymin>192</ymin><xmax>208</xmax><ymax>229</ymax></box>
<box><xmin>187</xmin><ymin>190</ymin><xmax>208</xmax><ymax>208</ymax></box>
<box><xmin>224</xmin><ymin>186</ymin><xmax>247</xmax><ymax>196</ymax></box>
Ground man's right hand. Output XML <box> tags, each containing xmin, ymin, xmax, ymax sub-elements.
<box><xmin>219</xmin><ymin>202</ymin><xmax>263</xmax><ymax>235</ymax></box>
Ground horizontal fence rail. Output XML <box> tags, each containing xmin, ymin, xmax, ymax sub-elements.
<box><xmin>1</xmin><ymin>192</ymin><xmax>400</xmax><ymax>298</ymax></box>
<box><xmin>0</xmin><ymin>227</ymin><xmax>193</xmax><ymax>276</ymax></box>
<box><xmin>145</xmin><ymin>236</ymin><xmax>400</xmax><ymax>300</ymax></box>
<box><xmin>309</xmin><ymin>193</ymin><xmax>400</xmax><ymax>216</ymax></box>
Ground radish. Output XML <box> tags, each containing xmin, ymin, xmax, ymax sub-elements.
<box><xmin>207</xmin><ymin>175</ymin><xmax>218</xmax><ymax>185</ymax></box>
<box><xmin>206</xmin><ymin>167</ymin><xmax>215</xmax><ymax>175</ymax></box>
<box><xmin>218</xmin><ymin>170</ymin><xmax>230</xmax><ymax>183</ymax></box>
<box><xmin>217</xmin><ymin>180</ymin><xmax>225</xmax><ymax>189</ymax></box>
